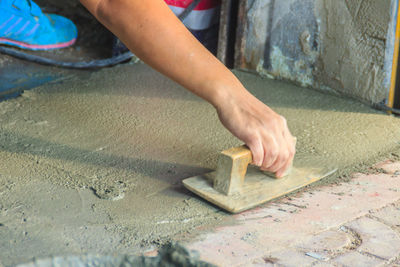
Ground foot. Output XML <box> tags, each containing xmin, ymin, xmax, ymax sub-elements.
<box><xmin>0</xmin><ymin>0</ymin><xmax>77</xmax><ymax>50</ymax></box>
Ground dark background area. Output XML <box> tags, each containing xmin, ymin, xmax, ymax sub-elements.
<box><xmin>33</xmin><ymin>0</ymin><xmax>114</xmax><ymax>60</ymax></box>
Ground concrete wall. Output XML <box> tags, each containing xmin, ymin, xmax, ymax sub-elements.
<box><xmin>237</xmin><ymin>0</ymin><xmax>394</xmax><ymax>104</ymax></box>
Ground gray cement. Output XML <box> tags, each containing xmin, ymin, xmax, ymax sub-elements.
<box><xmin>14</xmin><ymin>243</ymin><xmax>216</xmax><ymax>267</ymax></box>
<box><xmin>316</xmin><ymin>0</ymin><xmax>391</xmax><ymax>103</ymax></box>
<box><xmin>239</xmin><ymin>0</ymin><xmax>392</xmax><ymax>104</ymax></box>
<box><xmin>1</xmin><ymin>63</ymin><xmax>400</xmax><ymax>266</ymax></box>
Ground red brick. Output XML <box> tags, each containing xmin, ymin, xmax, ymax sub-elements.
<box><xmin>334</xmin><ymin>251</ymin><xmax>384</xmax><ymax>267</ymax></box>
<box><xmin>345</xmin><ymin>217</ymin><xmax>400</xmax><ymax>261</ymax></box>
<box><xmin>370</xmin><ymin>201</ymin><xmax>400</xmax><ymax>227</ymax></box>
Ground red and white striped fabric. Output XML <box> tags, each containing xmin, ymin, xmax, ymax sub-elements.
<box><xmin>165</xmin><ymin>0</ymin><xmax>221</xmax><ymax>30</ymax></box>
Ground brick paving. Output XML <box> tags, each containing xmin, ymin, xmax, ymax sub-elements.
<box><xmin>183</xmin><ymin>161</ymin><xmax>400</xmax><ymax>266</ymax></box>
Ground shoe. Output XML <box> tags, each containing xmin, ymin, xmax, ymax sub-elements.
<box><xmin>0</xmin><ymin>0</ymin><xmax>77</xmax><ymax>50</ymax></box>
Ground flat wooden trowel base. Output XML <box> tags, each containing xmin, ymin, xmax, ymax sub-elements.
<box><xmin>183</xmin><ymin>166</ymin><xmax>336</xmax><ymax>213</ymax></box>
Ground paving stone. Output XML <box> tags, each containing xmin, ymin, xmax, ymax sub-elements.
<box><xmin>297</xmin><ymin>230</ymin><xmax>352</xmax><ymax>253</ymax></box>
<box><xmin>370</xmin><ymin>202</ymin><xmax>400</xmax><ymax>227</ymax></box>
<box><xmin>268</xmin><ymin>249</ymin><xmax>316</xmax><ymax>267</ymax></box>
<box><xmin>392</xmin><ymin>259</ymin><xmax>400</xmax><ymax>266</ymax></box>
<box><xmin>334</xmin><ymin>251</ymin><xmax>384</xmax><ymax>267</ymax></box>
<box><xmin>311</xmin><ymin>262</ymin><xmax>339</xmax><ymax>267</ymax></box>
<box><xmin>345</xmin><ymin>217</ymin><xmax>400</xmax><ymax>261</ymax></box>
<box><xmin>374</xmin><ymin>160</ymin><xmax>400</xmax><ymax>175</ymax></box>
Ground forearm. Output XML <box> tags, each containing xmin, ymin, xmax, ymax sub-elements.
<box><xmin>80</xmin><ymin>0</ymin><xmax>296</xmax><ymax>176</ymax></box>
<box><xmin>80</xmin><ymin>0</ymin><xmax>247</xmax><ymax>107</ymax></box>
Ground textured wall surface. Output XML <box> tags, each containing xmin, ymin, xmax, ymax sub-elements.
<box><xmin>240</xmin><ymin>0</ymin><xmax>393</xmax><ymax>104</ymax></box>
<box><xmin>316</xmin><ymin>0</ymin><xmax>391</xmax><ymax>103</ymax></box>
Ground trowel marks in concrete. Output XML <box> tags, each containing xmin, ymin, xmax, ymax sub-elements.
<box><xmin>0</xmin><ymin>63</ymin><xmax>400</xmax><ymax>265</ymax></box>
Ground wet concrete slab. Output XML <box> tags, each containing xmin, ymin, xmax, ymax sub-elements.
<box><xmin>0</xmin><ymin>62</ymin><xmax>400</xmax><ymax>266</ymax></box>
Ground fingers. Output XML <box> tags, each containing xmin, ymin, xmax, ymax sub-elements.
<box><xmin>264</xmin><ymin>146</ymin><xmax>289</xmax><ymax>174</ymax></box>
<box><xmin>246</xmin><ymin>135</ymin><xmax>264</xmax><ymax>166</ymax></box>
<box><xmin>275</xmin><ymin>153</ymin><xmax>293</xmax><ymax>177</ymax></box>
<box><xmin>275</xmin><ymin>136</ymin><xmax>296</xmax><ymax>177</ymax></box>
<box><xmin>259</xmin><ymin>135</ymin><xmax>279</xmax><ymax>171</ymax></box>
<box><xmin>259</xmin><ymin>116</ymin><xmax>296</xmax><ymax>177</ymax></box>
<box><xmin>277</xmin><ymin>121</ymin><xmax>296</xmax><ymax>177</ymax></box>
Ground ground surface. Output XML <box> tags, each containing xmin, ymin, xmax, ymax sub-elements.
<box><xmin>0</xmin><ymin>62</ymin><xmax>400</xmax><ymax>266</ymax></box>
<box><xmin>183</xmin><ymin>160</ymin><xmax>400</xmax><ymax>266</ymax></box>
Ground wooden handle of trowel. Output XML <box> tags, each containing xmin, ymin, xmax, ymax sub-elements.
<box><xmin>213</xmin><ymin>145</ymin><xmax>252</xmax><ymax>196</ymax></box>
<box><xmin>213</xmin><ymin>138</ymin><xmax>296</xmax><ymax>196</ymax></box>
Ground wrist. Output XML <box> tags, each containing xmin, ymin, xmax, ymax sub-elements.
<box><xmin>206</xmin><ymin>77</ymin><xmax>249</xmax><ymax>110</ymax></box>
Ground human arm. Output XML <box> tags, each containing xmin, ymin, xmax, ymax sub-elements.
<box><xmin>79</xmin><ymin>0</ymin><xmax>295</xmax><ymax>177</ymax></box>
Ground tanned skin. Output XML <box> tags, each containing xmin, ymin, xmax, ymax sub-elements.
<box><xmin>79</xmin><ymin>0</ymin><xmax>295</xmax><ymax>177</ymax></box>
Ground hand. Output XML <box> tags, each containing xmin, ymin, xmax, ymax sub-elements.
<box><xmin>215</xmin><ymin>88</ymin><xmax>296</xmax><ymax>178</ymax></box>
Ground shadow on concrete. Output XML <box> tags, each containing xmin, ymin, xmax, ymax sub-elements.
<box><xmin>1</xmin><ymin>60</ymin><xmax>58</xmax><ymax>101</ymax></box>
<box><xmin>1</xmin><ymin>52</ymin><xmax>382</xmax><ymax>120</ymax></box>
<box><xmin>0</xmin><ymin>55</ymin><xmax>93</xmax><ymax>101</ymax></box>
<box><xmin>0</xmin><ymin>128</ymin><xmax>211</xmax><ymax>186</ymax></box>
<box><xmin>32</xmin><ymin>63</ymin><xmax>382</xmax><ymax>115</ymax></box>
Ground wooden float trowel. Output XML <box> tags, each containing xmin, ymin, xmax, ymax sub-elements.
<box><xmin>183</xmin><ymin>141</ymin><xmax>336</xmax><ymax>213</ymax></box>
